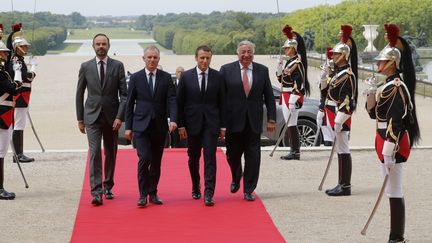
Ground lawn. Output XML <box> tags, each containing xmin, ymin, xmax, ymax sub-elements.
<box><xmin>46</xmin><ymin>43</ymin><xmax>82</xmax><ymax>54</ymax></box>
<box><xmin>67</xmin><ymin>28</ymin><xmax>152</xmax><ymax>39</ymax></box>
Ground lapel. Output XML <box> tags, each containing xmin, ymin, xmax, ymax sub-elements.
<box><xmin>142</xmin><ymin>70</ymin><xmax>153</xmax><ymax>97</ymax></box>
<box><xmin>250</xmin><ymin>62</ymin><xmax>259</xmax><ymax>97</ymax></box>
<box><xmin>153</xmin><ymin>69</ymin><xmax>161</xmax><ymax>97</ymax></box>
<box><xmin>192</xmin><ymin>68</ymin><xmax>202</xmax><ymax>95</ymax></box>
<box><xmin>90</xmin><ymin>60</ymin><xmax>102</xmax><ymax>90</ymax></box>
<box><xmin>102</xmin><ymin>57</ymin><xmax>112</xmax><ymax>89</ymax></box>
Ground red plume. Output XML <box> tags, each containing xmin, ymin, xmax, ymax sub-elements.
<box><xmin>326</xmin><ymin>47</ymin><xmax>333</xmax><ymax>59</ymax></box>
<box><xmin>282</xmin><ymin>24</ymin><xmax>294</xmax><ymax>39</ymax></box>
<box><xmin>0</xmin><ymin>24</ymin><xmax>4</xmax><ymax>30</ymax></box>
<box><xmin>340</xmin><ymin>25</ymin><xmax>352</xmax><ymax>43</ymax></box>
<box><xmin>12</xmin><ymin>22</ymin><xmax>22</xmax><ymax>32</ymax></box>
<box><xmin>384</xmin><ymin>23</ymin><xmax>400</xmax><ymax>48</ymax></box>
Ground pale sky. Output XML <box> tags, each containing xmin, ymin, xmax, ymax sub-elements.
<box><xmin>8</xmin><ymin>0</ymin><xmax>343</xmax><ymax>16</ymax></box>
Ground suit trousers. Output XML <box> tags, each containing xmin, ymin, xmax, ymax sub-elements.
<box><xmin>134</xmin><ymin>119</ymin><xmax>166</xmax><ymax>198</ymax></box>
<box><xmin>187</xmin><ymin>125</ymin><xmax>218</xmax><ymax>197</ymax></box>
<box><xmin>86</xmin><ymin>112</ymin><xmax>118</xmax><ymax>196</ymax></box>
<box><xmin>226</xmin><ymin>120</ymin><xmax>261</xmax><ymax>193</ymax></box>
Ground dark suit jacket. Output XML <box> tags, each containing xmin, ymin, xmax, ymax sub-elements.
<box><xmin>220</xmin><ymin>61</ymin><xmax>276</xmax><ymax>134</ymax></box>
<box><xmin>76</xmin><ymin>57</ymin><xmax>127</xmax><ymax>125</ymax></box>
<box><xmin>125</xmin><ymin>68</ymin><xmax>177</xmax><ymax>132</ymax></box>
<box><xmin>177</xmin><ymin>67</ymin><xmax>225</xmax><ymax>136</ymax></box>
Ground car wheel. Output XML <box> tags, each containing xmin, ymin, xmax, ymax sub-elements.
<box><xmin>282</xmin><ymin>119</ymin><xmax>322</xmax><ymax>147</ymax></box>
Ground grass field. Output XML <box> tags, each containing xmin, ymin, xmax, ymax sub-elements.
<box><xmin>46</xmin><ymin>43</ymin><xmax>82</xmax><ymax>54</ymax></box>
<box><xmin>67</xmin><ymin>28</ymin><xmax>152</xmax><ymax>39</ymax></box>
<box><xmin>138</xmin><ymin>43</ymin><xmax>168</xmax><ymax>52</ymax></box>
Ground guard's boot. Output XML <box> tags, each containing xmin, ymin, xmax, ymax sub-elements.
<box><xmin>280</xmin><ymin>126</ymin><xmax>300</xmax><ymax>160</ymax></box>
<box><xmin>325</xmin><ymin>154</ymin><xmax>342</xmax><ymax>194</ymax></box>
<box><xmin>0</xmin><ymin>158</ymin><xmax>16</xmax><ymax>200</ymax></box>
<box><xmin>12</xmin><ymin>130</ymin><xmax>34</xmax><ymax>163</ymax></box>
<box><xmin>326</xmin><ymin>153</ymin><xmax>351</xmax><ymax>196</ymax></box>
<box><xmin>388</xmin><ymin>198</ymin><xmax>406</xmax><ymax>243</ymax></box>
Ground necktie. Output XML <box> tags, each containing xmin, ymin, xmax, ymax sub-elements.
<box><xmin>99</xmin><ymin>61</ymin><xmax>105</xmax><ymax>86</ymax></box>
<box><xmin>149</xmin><ymin>72</ymin><xmax>154</xmax><ymax>96</ymax></box>
<box><xmin>242</xmin><ymin>66</ymin><xmax>250</xmax><ymax>97</ymax></box>
<box><xmin>200</xmin><ymin>72</ymin><xmax>206</xmax><ymax>96</ymax></box>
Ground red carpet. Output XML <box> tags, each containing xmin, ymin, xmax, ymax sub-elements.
<box><xmin>71</xmin><ymin>148</ymin><xmax>285</xmax><ymax>243</ymax></box>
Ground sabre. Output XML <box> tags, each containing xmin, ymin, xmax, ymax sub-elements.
<box><xmin>10</xmin><ymin>140</ymin><xmax>29</xmax><ymax>188</ymax></box>
<box><xmin>269</xmin><ymin>112</ymin><xmax>291</xmax><ymax>157</ymax></box>
<box><xmin>318</xmin><ymin>137</ymin><xmax>336</xmax><ymax>190</ymax></box>
<box><xmin>361</xmin><ymin>174</ymin><xmax>388</xmax><ymax>235</ymax></box>
<box><xmin>27</xmin><ymin>110</ymin><xmax>45</xmax><ymax>152</ymax></box>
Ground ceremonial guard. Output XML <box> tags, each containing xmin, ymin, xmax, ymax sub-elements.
<box><xmin>0</xmin><ymin>27</ymin><xmax>22</xmax><ymax>199</ymax></box>
<box><xmin>365</xmin><ymin>24</ymin><xmax>420</xmax><ymax>243</ymax></box>
<box><xmin>321</xmin><ymin>25</ymin><xmax>358</xmax><ymax>196</ymax></box>
<box><xmin>6</xmin><ymin>23</ymin><xmax>37</xmax><ymax>163</ymax></box>
<box><xmin>277</xmin><ymin>25</ymin><xmax>310</xmax><ymax>160</ymax></box>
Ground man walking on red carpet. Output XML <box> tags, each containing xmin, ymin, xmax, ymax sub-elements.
<box><xmin>76</xmin><ymin>33</ymin><xmax>127</xmax><ymax>206</ymax></box>
<box><xmin>125</xmin><ymin>46</ymin><xmax>177</xmax><ymax>208</ymax></box>
<box><xmin>177</xmin><ymin>45</ymin><xmax>225</xmax><ymax>206</ymax></box>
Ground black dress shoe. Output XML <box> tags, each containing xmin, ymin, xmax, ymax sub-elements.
<box><xmin>13</xmin><ymin>154</ymin><xmax>35</xmax><ymax>163</ymax></box>
<box><xmin>149</xmin><ymin>194</ymin><xmax>163</xmax><ymax>205</ymax></box>
<box><xmin>325</xmin><ymin>184</ymin><xmax>351</xmax><ymax>196</ymax></box>
<box><xmin>91</xmin><ymin>195</ymin><xmax>103</xmax><ymax>206</ymax></box>
<box><xmin>137</xmin><ymin>197</ymin><xmax>147</xmax><ymax>207</ymax></box>
<box><xmin>104</xmin><ymin>189</ymin><xmax>114</xmax><ymax>200</ymax></box>
<box><xmin>0</xmin><ymin>189</ymin><xmax>16</xmax><ymax>200</ymax></box>
<box><xmin>204</xmin><ymin>196</ymin><xmax>214</xmax><ymax>206</ymax></box>
<box><xmin>244</xmin><ymin>193</ymin><xmax>255</xmax><ymax>201</ymax></box>
<box><xmin>230</xmin><ymin>182</ymin><xmax>240</xmax><ymax>193</ymax></box>
<box><xmin>280</xmin><ymin>152</ymin><xmax>300</xmax><ymax>160</ymax></box>
<box><xmin>192</xmin><ymin>191</ymin><xmax>201</xmax><ymax>200</ymax></box>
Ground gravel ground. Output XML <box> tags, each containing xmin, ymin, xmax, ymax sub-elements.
<box><xmin>1</xmin><ymin>55</ymin><xmax>430</xmax><ymax>242</ymax></box>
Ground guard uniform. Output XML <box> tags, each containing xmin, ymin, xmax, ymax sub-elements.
<box><xmin>323</xmin><ymin>25</ymin><xmax>358</xmax><ymax>196</ymax></box>
<box><xmin>365</xmin><ymin>23</ymin><xmax>420</xmax><ymax>243</ymax></box>
<box><xmin>0</xmin><ymin>37</ymin><xmax>22</xmax><ymax>200</ymax></box>
<box><xmin>277</xmin><ymin>25</ymin><xmax>310</xmax><ymax>160</ymax></box>
<box><xmin>6</xmin><ymin>23</ymin><xmax>36</xmax><ymax>163</ymax></box>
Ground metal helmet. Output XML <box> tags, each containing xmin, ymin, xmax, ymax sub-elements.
<box><xmin>375</xmin><ymin>44</ymin><xmax>401</xmax><ymax>68</ymax></box>
<box><xmin>12</xmin><ymin>31</ymin><xmax>31</xmax><ymax>50</ymax></box>
<box><xmin>282</xmin><ymin>24</ymin><xmax>298</xmax><ymax>51</ymax></box>
<box><xmin>331</xmin><ymin>42</ymin><xmax>350</xmax><ymax>61</ymax></box>
<box><xmin>0</xmin><ymin>40</ymin><xmax>10</xmax><ymax>52</ymax></box>
<box><xmin>282</xmin><ymin>38</ymin><xmax>298</xmax><ymax>50</ymax></box>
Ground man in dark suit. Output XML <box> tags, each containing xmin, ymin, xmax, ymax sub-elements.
<box><xmin>125</xmin><ymin>46</ymin><xmax>177</xmax><ymax>208</ymax></box>
<box><xmin>220</xmin><ymin>40</ymin><xmax>276</xmax><ymax>201</ymax></box>
<box><xmin>76</xmin><ymin>33</ymin><xmax>127</xmax><ymax>206</ymax></box>
<box><xmin>177</xmin><ymin>45</ymin><xmax>225</xmax><ymax>206</ymax></box>
<box><xmin>170</xmin><ymin>66</ymin><xmax>187</xmax><ymax>148</ymax></box>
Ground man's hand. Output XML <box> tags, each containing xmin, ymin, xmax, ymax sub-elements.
<box><xmin>219</xmin><ymin>129</ymin><xmax>226</xmax><ymax>140</ymax></box>
<box><xmin>78</xmin><ymin>121</ymin><xmax>85</xmax><ymax>134</ymax></box>
<box><xmin>112</xmin><ymin>119</ymin><xmax>122</xmax><ymax>131</ymax></box>
<box><xmin>125</xmin><ymin>130</ymin><xmax>133</xmax><ymax>141</ymax></box>
<box><xmin>169</xmin><ymin>122</ymin><xmax>177</xmax><ymax>133</ymax></box>
<box><xmin>363</xmin><ymin>76</ymin><xmax>377</xmax><ymax>95</ymax></box>
<box><xmin>267</xmin><ymin>120</ymin><xmax>276</xmax><ymax>133</ymax></box>
<box><xmin>13</xmin><ymin>61</ymin><xmax>22</xmax><ymax>71</ymax></box>
<box><xmin>178</xmin><ymin>127</ymin><xmax>187</xmax><ymax>140</ymax></box>
<box><xmin>383</xmin><ymin>155</ymin><xmax>395</xmax><ymax>175</ymax></box>
<box><xmin>334</xmin><ymin>123</ymin><xmax>343</xmax><ymax>133</ymax></box>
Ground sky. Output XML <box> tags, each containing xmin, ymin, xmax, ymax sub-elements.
<box><xmin>7</xmin><ymin>0</ymin><xmax>343</xmax><ymax>16</ymax></box>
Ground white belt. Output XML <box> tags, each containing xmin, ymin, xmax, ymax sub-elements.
<box><xmin>377</xmin><ymin>122</ymin><xmax>387</xmax><ymax>129</ymax></box>
<box><xmin>281</xmin><ymin>87</ymin><xmax>293</xmax><ymax>92</ymax></box>
<box><xmin>326</xmin><ymin>100</ymin><xmax>337</xmax><ymax>106</ymax></box>
<box><xmin>22</xmin><ymin>83</ymin><xmax>31</xmax><ymax>88</ymax></box>
<box><xmin>0</xmin><ymin>101</ymin><xmax>14</xmax><ymax>107</ymax></box>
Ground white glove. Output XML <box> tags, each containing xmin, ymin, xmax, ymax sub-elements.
<box><xmin>363</xmin><ymin>76</ymin><xmax>377</xmax><ymax>95</ymax></box>
<box><xmin>28</xmin><ymin>56</ymin><xmax>38</xmax><ymax>73</ymax></box>
<box><xmin>319</xmin><ymin>64</ymin><xmax>330</xmax><ymax>81</ymax></box>
<box><xmin>288</xmin><ymin>103</ymin><xmax>295</xmax><ymax>112</ymax></box>
<box><xmin>13</xmin><ymin>61</ymin><xmax>23</xmax><ymax>82</ymax></box>
<box><xmin>334</xmin><ymin>123</ymin><xmax>342</xmax><ymax>133</ymax></box>
<box><xmin>383</xmin><ymin>155</ymin><xmax>395</xmax><ymax>175</ymax></box>
<box><xmin>316</xmin><ymin>110</ymin><xmax>325</xmax><ymax>126</ymax></box>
